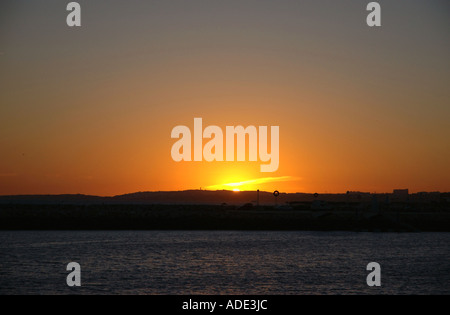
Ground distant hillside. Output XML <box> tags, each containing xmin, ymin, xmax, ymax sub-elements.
<box><xmin>0</xmin><ymin>190</ymin><xmax>292</xmax><ymax>205</ymax></box>
<box><xmin>0</xmin><ymin>190</ymin><xmax>448</xmax><ymax>205</ymax></box>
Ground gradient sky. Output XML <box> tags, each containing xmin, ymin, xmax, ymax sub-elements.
<box><xmin>1</xmin><ymin>0</ymin><xmax>449</xmax><ymax>195</ymax></box>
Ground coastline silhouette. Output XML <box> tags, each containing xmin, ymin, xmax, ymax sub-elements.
<box><xmin>0</xmin><ymin>190</ymin><xmax>448</xmax><ymax>231</ymax></box>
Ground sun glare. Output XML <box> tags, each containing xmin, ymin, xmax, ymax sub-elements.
<box><xmin>205</xmin><ymin>176</ymin><xmax>298</xmax><ymax>192</ymax></box>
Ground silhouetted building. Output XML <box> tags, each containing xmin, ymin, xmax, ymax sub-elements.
<box><xmin>392</xmin><ymin>189</ymin><xmax>409</xmax><ymax>202</ymax></box>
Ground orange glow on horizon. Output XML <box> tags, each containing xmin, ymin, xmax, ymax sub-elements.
<box><xmin>1</xmin><ymin>2</ymin><xmax>449</xmax><ymax>196</ymax></box>
<box><xmin>205</xmin><ymin>176</ymin><xmax>299</xmax><ymax>192</ymax></box>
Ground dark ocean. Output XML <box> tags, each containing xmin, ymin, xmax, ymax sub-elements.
<box><xmin>0</xmin><ymin>231</ymin><xmax>449</xmax><ymax>294</ymax></box>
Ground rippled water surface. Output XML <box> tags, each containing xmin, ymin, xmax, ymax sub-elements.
<box><xmin>0</xmin><ymin>231</ymin><xmax>449</xmax><ymax>294</ymax></box>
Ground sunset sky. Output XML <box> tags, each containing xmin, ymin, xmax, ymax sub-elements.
<box><xmin>1</xmin><ymin>0</ymin><xmax>449</xmax><ymax>195</ymax></box>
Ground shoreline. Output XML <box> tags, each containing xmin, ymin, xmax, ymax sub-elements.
<box><xmin>1</xmin><ymin>204</ymin><xmax>449</xmax><ymax>232</ymax></box>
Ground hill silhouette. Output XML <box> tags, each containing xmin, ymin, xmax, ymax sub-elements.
<box><xmin>0</xmin><ymin>189</ymin><xmax>447</xmax><ymax>205</ymax></box>
<box><xmin>0</xmin><ymin>190</ymin><xmax>449</xmax><ymax>231</ymax></box>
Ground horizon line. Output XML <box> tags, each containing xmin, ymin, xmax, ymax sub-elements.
<box><xmin>0</xmin><ymin>189</ymin><xmax>448</xmax><ymax>198</ymax></box>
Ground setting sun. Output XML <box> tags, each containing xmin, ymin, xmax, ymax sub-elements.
<box><xmin>0</xmin><ymin>1</ymin><xmax>448</xmax><ymax>197</ymax></box>
<box><xmin>206</xmin><ymin>176</ymin><xmax>299</xmax><ymax>192</ymax></box>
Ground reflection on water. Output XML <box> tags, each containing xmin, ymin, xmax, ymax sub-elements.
<box><xmin>0</xmin><ymin>231</ymin><xmax>449</xmax><ymax>294</ymax></box>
